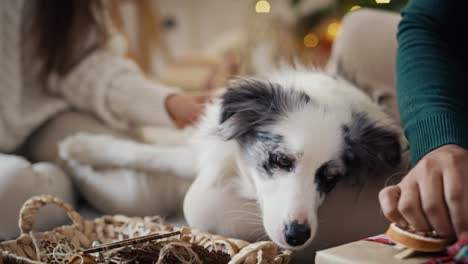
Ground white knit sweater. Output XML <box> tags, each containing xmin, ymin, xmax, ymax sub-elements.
<box><xmin>0</xmin><ymin>0</ymin><xmax>176</xmax><ymax>152</ymax></box>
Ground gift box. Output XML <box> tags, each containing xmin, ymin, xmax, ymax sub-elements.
<box><xmin>315</xmin><ymin>235</ymin><xmax>436</xmax><ymax>264</ymax></box>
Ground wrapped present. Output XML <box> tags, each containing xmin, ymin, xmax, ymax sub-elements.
<box><xmin>424</xmin><ymin>233</ymin><xmax>468</xmax><ymax>264</ymax></box>
<box><xmin>315</xmin><ymin>235</ymin><xmax>437</xmax><ymax>264</ymax></box>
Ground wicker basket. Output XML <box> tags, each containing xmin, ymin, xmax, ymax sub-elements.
<box><xmin>0</xmin><ymin>195</ymin><xmax>291</xmax><ymax>264</ymax></box>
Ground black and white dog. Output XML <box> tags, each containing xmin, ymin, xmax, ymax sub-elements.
<box><xmin>60</xmin><ymin>70</ymin><xmax>404</xmax><ymax>251</ymax></box>
<box><xmin>184</xmin><ymin>70</ymin><xmax>403</xmax><ymax>249</ymax></box>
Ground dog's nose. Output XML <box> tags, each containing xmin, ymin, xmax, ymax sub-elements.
<box><xmin>283</xmin><ymin>221</ymin><xmax>311</xmax><ymax>247</ymax></box>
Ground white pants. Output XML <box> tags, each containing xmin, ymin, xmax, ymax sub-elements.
<box><xmin>184</xmin><ymin>9</ymin><xmax>404</xmax><ymax>261</ymax></box>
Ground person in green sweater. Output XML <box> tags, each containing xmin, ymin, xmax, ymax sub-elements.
<box><xmin>379</xmin><ymin>0</ymin><xmax>468</xmax><ymax>238</ymax></box>
<box><xmin>327</xmin><ymin>0</ymin><xmax>467</xmax><ymax>239</ymax></box>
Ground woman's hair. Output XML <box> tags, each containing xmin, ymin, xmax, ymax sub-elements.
<box><xmin>109</xmin><ymin>0</ymin><xmax>170</xmax><ymax>74</ymax></box>
<box><xmin>31</xmin><ymin>0</ymin><xmax>169</xmax><ymax>81</ymax></box>
<box><xmin>31</xmin><ymin>0</ymin><xmax>107</xmax><ymax>80</ymax></box>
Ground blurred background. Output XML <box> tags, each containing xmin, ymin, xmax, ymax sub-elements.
<box><xmin>114</xmin><ymin>0</ymin><xmax>407</xmax><ymax>92</ymax></box>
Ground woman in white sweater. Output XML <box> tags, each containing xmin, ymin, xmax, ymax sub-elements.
<box><xmin>0</xmin><ymin>0</ymin><xmax>204</xmax><ymax>239</ymax></box>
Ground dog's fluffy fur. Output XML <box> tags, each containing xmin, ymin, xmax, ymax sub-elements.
<box><xmin>189</xmin><ymin>70</ymin><xmax>403</xmax><ymax>249</ymax></box>
<box><xmin>60</xmin><ymin>70</ymin><xmax>404</xmax><ymax>250</ymax></box>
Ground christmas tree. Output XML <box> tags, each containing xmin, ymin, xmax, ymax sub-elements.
<box><xmin>246</xmin><ymin>0</ymin><xmax>409</xmax><ymax>70</ymax></box>
<box><xmin>286</xmin><ymin>0</ymin><xmax>408</xmax><ymax>66</ymax></box>
<box><xmin>293</xmin><ymin>0</ymin><xmax>408</xmax><ymax>42</ymax></box>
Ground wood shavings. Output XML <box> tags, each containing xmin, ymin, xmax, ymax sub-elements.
<box><xmin>188</xmin><ymin>232</ymin><xmax>242</xmax><ymax>257</ymax></box>
<box><xmin>67</xmin><ymin>254</ymin><xmax>97</xmax><ymax>264</ymax></box>
<box><xmin>80</xmin><ymin>228</ymin><xmax>231</xmax><ymax>264</ymax></box>
<box><xmin>110</xmin><ymin>241</ymin><xmax>230</xmax><ymax>264</ymax></box>
<box><xmin>31</xmin><ymin>236</ymin><xmax>79</xmax><ymax>264</ymax></box>
<box><xmin>3</xmin><ymin>195</ymin><xmax>291</xmax><ymax>264</ymax></box>
<box><xmin>82</xmin><ymin>231</ymin><xmax>181</xmax><ymax>254</ymax></box>
<box><xmin>229</xmin><ymin>241</ymin><xmax>279</xmax><ymax>264</ymax></box>
<box><xmin>157</xmin><ymin>242</ymin><xmax>202</xmax><ymax>264</ymax></box>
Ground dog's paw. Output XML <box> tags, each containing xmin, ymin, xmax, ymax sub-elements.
<box><xmin>58</xmin><ymin>133</ymin><xmax>115</xmax><ymax>163</ymax></box>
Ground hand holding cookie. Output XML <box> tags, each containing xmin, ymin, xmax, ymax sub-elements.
<box><xmin>379</xmin><ymin>144</ymin><xmax>468</xmax><ymax>238</ymax></box>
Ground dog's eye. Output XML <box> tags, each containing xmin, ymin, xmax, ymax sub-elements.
<box><xmin>315</xmin><ymin>163</ymin><xmax>341</xmax><ymax>193</ymax></box>
<box><xmin>325</xmin><ymin>172</ymin><xmax>336</xmax><ymax>181</ymax></box>
<box><xmin>325</xmin><ymin>173</ymin><xmax>340</xmax><ymax>186</ymax></box>
<box><xmin>272</xmin><ymin>154</ymin><xmax>293</xmax><ymax>170</ymax></box>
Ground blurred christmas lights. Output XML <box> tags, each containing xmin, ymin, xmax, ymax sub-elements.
<box><xmin>326</xmin><ymin>21</ymin><xmax>340</xmax><ymax>42</ymax></box>
<box><xmin>375</xmin><ymin>0</ymin><xmax>391</xmax><ymax>4</ymax></box>
<box><xmin>304</xmin><ymin>33</ymin><xmax>319</xmax><ymax>48</ymax></box>
<box><xmin>255</xmin><ymin>0</ymin><xmax>271</xmax><ymax>13</ymax></box>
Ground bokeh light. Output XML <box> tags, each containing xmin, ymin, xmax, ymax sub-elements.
<box><xmin>326</xmin><ymin>21</ymin><xmax>341</xmax><ymax>42</ymax></box>
<box><xmin>304</xmin><ymin>33</ymin><xmax>319</xmax><ymax>48</ymax></box>
<box><xmin>255</xmin><ymin>0</ymin><xmax>271</xmax><ymax>13</ymax></box>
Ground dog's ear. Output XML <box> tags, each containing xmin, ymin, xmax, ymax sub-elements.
<box><xmin>218</xmin><ymin>79</ymin><xmax>310</xmax><ymax>141</ymax></box>
<box><xmin>342</xmin><ymin>112</ymin><xmax>402</xmax><ymax>179</ymax></box>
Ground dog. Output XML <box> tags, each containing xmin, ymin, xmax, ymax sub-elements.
<box><xmin>185</xmin><ymin>69</ymin><xmax>404</xmax><ymax>249</ymax></box>
<box><xmin>60</xmin><ymin>69</ymin><xmax>404</xmax><ymax>251</ymax></box>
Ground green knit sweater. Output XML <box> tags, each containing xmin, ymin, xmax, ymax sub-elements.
<box><xmin>397</xmin><ymin>0</ymin><xmax>468</xmax><ymax>164</ymax></box>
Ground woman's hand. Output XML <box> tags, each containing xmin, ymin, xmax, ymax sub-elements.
<box><xmin>165</xmin><ymin>93</ymin><xmax>211</xmax><ymax>128</ymax></box>
<box><xmin>379</xmin><ymin>144</ymin><xmax>468</xmax><ymax>238</ymax></box>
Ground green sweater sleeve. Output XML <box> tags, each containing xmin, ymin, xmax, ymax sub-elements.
<box><xmin>397</xmin><ymin>0</ymin><xmax>468</xmax><ymax>165</ymax></box>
